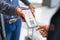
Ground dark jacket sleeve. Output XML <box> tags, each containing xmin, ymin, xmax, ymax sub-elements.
<box><xmin>0</xmin><ymin>0</ymin><xmax>17</xmax><ymax>16</ymax></box>
<box><xmin>20</xmin><ymin>0</ymin><xmax>30</xmax><ymax>6</ymax></box>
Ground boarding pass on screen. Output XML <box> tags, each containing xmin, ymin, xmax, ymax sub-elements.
<box><xmin>22</xmin><ymin>9</ymin><xmax>38</xmax><ymax>28</ymax></box>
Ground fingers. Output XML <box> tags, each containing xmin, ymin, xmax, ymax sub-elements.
<box><xmin>41</xmin><ymin>32</ymin><xmax>47</xmax><ymax>37</ymax></box>
<box><xmin>16</xmin><ymin>7</ymin><xmax>26</xmax><ymax>22</ymax></box>
<box><xmin>29</xmin><ymin>3</ymin><xmax>35</xmax><ymax>9</ymax></box>
<box><xmin>39</xmin><ymin>28</ymin><xmax>48</xmax><ymax>37</ymax></box>
<box><xmin>29</xmin><ymin>4</ymin><xmax>35</xmax><ymax>17</ymax></box>
<box><xmin>36</xmin><ymin>25</ymin><xmax>46</xmax><ymax>31</ymax></box>
<box><xmin>16</xmin><ymin>7</ymin><xmax>22</xmax><ymax>16</ymax></box>
<box><xmin>20</xmin><ymin>16</ymin><xmax>26</xmax><ymax>22</ymax></box>
<box><xmin>36</xmin><ymin>24</ymin><xmax>48</xmax><ymax>31</ymax></box>
<box><xmin>38</xmin><ymin>28</ymin><xmax>47</xmax><ymax>37</ymax></box>
<box><xmin>30</xmin><ymin>8</ymin><xmax>35</xmax><ymax>13</ymax></box>
<box><xmin>36</xmin><ymin>25</ymin><xmax>42</xmax><ymax>31</ymax></box>
<box><xmin>36</xmin><ymin>24</ymin><xmax>48</xmax><ymax>37</ymax></box>
<box><xmin>19</xmin><ymin>12</ymin><xmax>26</xmax><ymax>22</ymax></box>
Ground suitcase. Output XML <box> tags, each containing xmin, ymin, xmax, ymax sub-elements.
<box><xmin>0</xmin><ymin>14</ymin><xmax>6</xmax><ymax>40</ymax></box>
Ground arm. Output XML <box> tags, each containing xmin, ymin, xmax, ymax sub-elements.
<box><xmin>20</xmin><ymin>0</ymin><xmax>30</xmax><ymax>6</ymax></box>
<box><xmin>0</xmin><ymin>0</ymin><xmax>17</xmax><ymax>16</ymax></box>
<box><xmin>20</xmin><ymin>0</ymin><xmax>35</xmax><ymax>17</ymax></box>
<box><xmin>0</xmin><ymin>0</ymin><xmax>26</xmax><ymax>22</ymax></box>
<box><xmin>36</xmin><ymin>24</ymin><xmax>49</xmax><ymax>37</ymax></box>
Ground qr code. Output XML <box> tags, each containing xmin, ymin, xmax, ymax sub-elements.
<box><xmin>29</xmin><ymin>20</ymin><xmax>35</xmax><ymax>25</ymax></box>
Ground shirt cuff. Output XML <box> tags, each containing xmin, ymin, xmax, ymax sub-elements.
<box><xmin>21</xmin><ymin>0</ymin><xmax>30</xmax><ymax>6</ymax></box>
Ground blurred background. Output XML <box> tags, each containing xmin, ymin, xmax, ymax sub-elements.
<box><xmin>19</xmin><ymin>0</ymin><xmax>60</xmax><ymax>40</ymax></box>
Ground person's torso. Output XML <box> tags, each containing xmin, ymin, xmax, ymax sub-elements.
<box><xmin>4</xmin><ymin>0</ymin><xmax>19</xmax><ymax>7</ymax></box>
<box><xmin>47</xmin><ymin>7</ymin><xmax>60</xmax><ymax>40</ymax></box>
<box><xmin>0</xmin><ymin>0</ymin><xmax>21</xmax><ymax>24</ymax></box>
<box><xmin>2</xmin><ymin>0</ymin><xmax>20</xmax><ymax>20</ymax></box>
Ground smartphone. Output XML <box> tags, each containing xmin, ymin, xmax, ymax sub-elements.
<box><xmin>22</xmin><ymin>9</ymin><xmax>38</xmax><ymax>28</ymax></box>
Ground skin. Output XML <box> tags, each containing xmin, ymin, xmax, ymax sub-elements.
<box><xmin>16</xmin><ymin>3</ymin><xmax>35</xmax><ymax>22</ymax></box>
<box><xmin>36</xmin><ymin>24</ymin><xmax>49</xmax><ymax>37</ymax></box>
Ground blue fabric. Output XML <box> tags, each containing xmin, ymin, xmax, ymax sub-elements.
<box><xmin>0</xmin><ymin>0</ymin><xmax>30</xmax><ymax>40</ymax></box>
<box><xmin>5</xmin><ymin>19</ymin><xmax>21</xmax><ymax>40</ymax></box>
<box><xmin>4</xmin><ymin>0</ymin><xmax>19</xmax><ymax>7</ymax></box>
<box><xmin>3</xmin><ymin>0</ymin><xmax>19</xmax><ymax>20</ymax></box>
<box><xmin>2</xmin><ymin>0</ymin><xmax>18</xmax><ymax>20</ymax></box>
<box><xmin>3</xmin><ymin>0</ymin><xmax>30</xmax><ymax>20</ymax></box>
<box><xmin>0</xmin><ymin>19</ymin><xmax>21</xmax><ymax>40</ymax></box>
<box><xmin>0</xmin><ymin>0</ymin><xmax>21</xmax><ymax>40</ymax></box>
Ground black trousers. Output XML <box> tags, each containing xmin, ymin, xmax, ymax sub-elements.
<box><xmin>47</xmin><ymin>7</ymin><xmax>60</xmax><ymax>40</ymax></box>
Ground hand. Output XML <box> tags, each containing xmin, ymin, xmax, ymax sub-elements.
<box><xmin>36</xmin><ymin>24</ymin><xmax>49</xmax><ymax>37</ymax></box>
<box><xmin>16</xmin><ymin>7</ymin><xmax>25</xmax><ymax>22</ymax></box>
<box><xmin>29</xmin><ymin>3</ymin><xmax>35</xmax><ymax>17</ymax></box>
